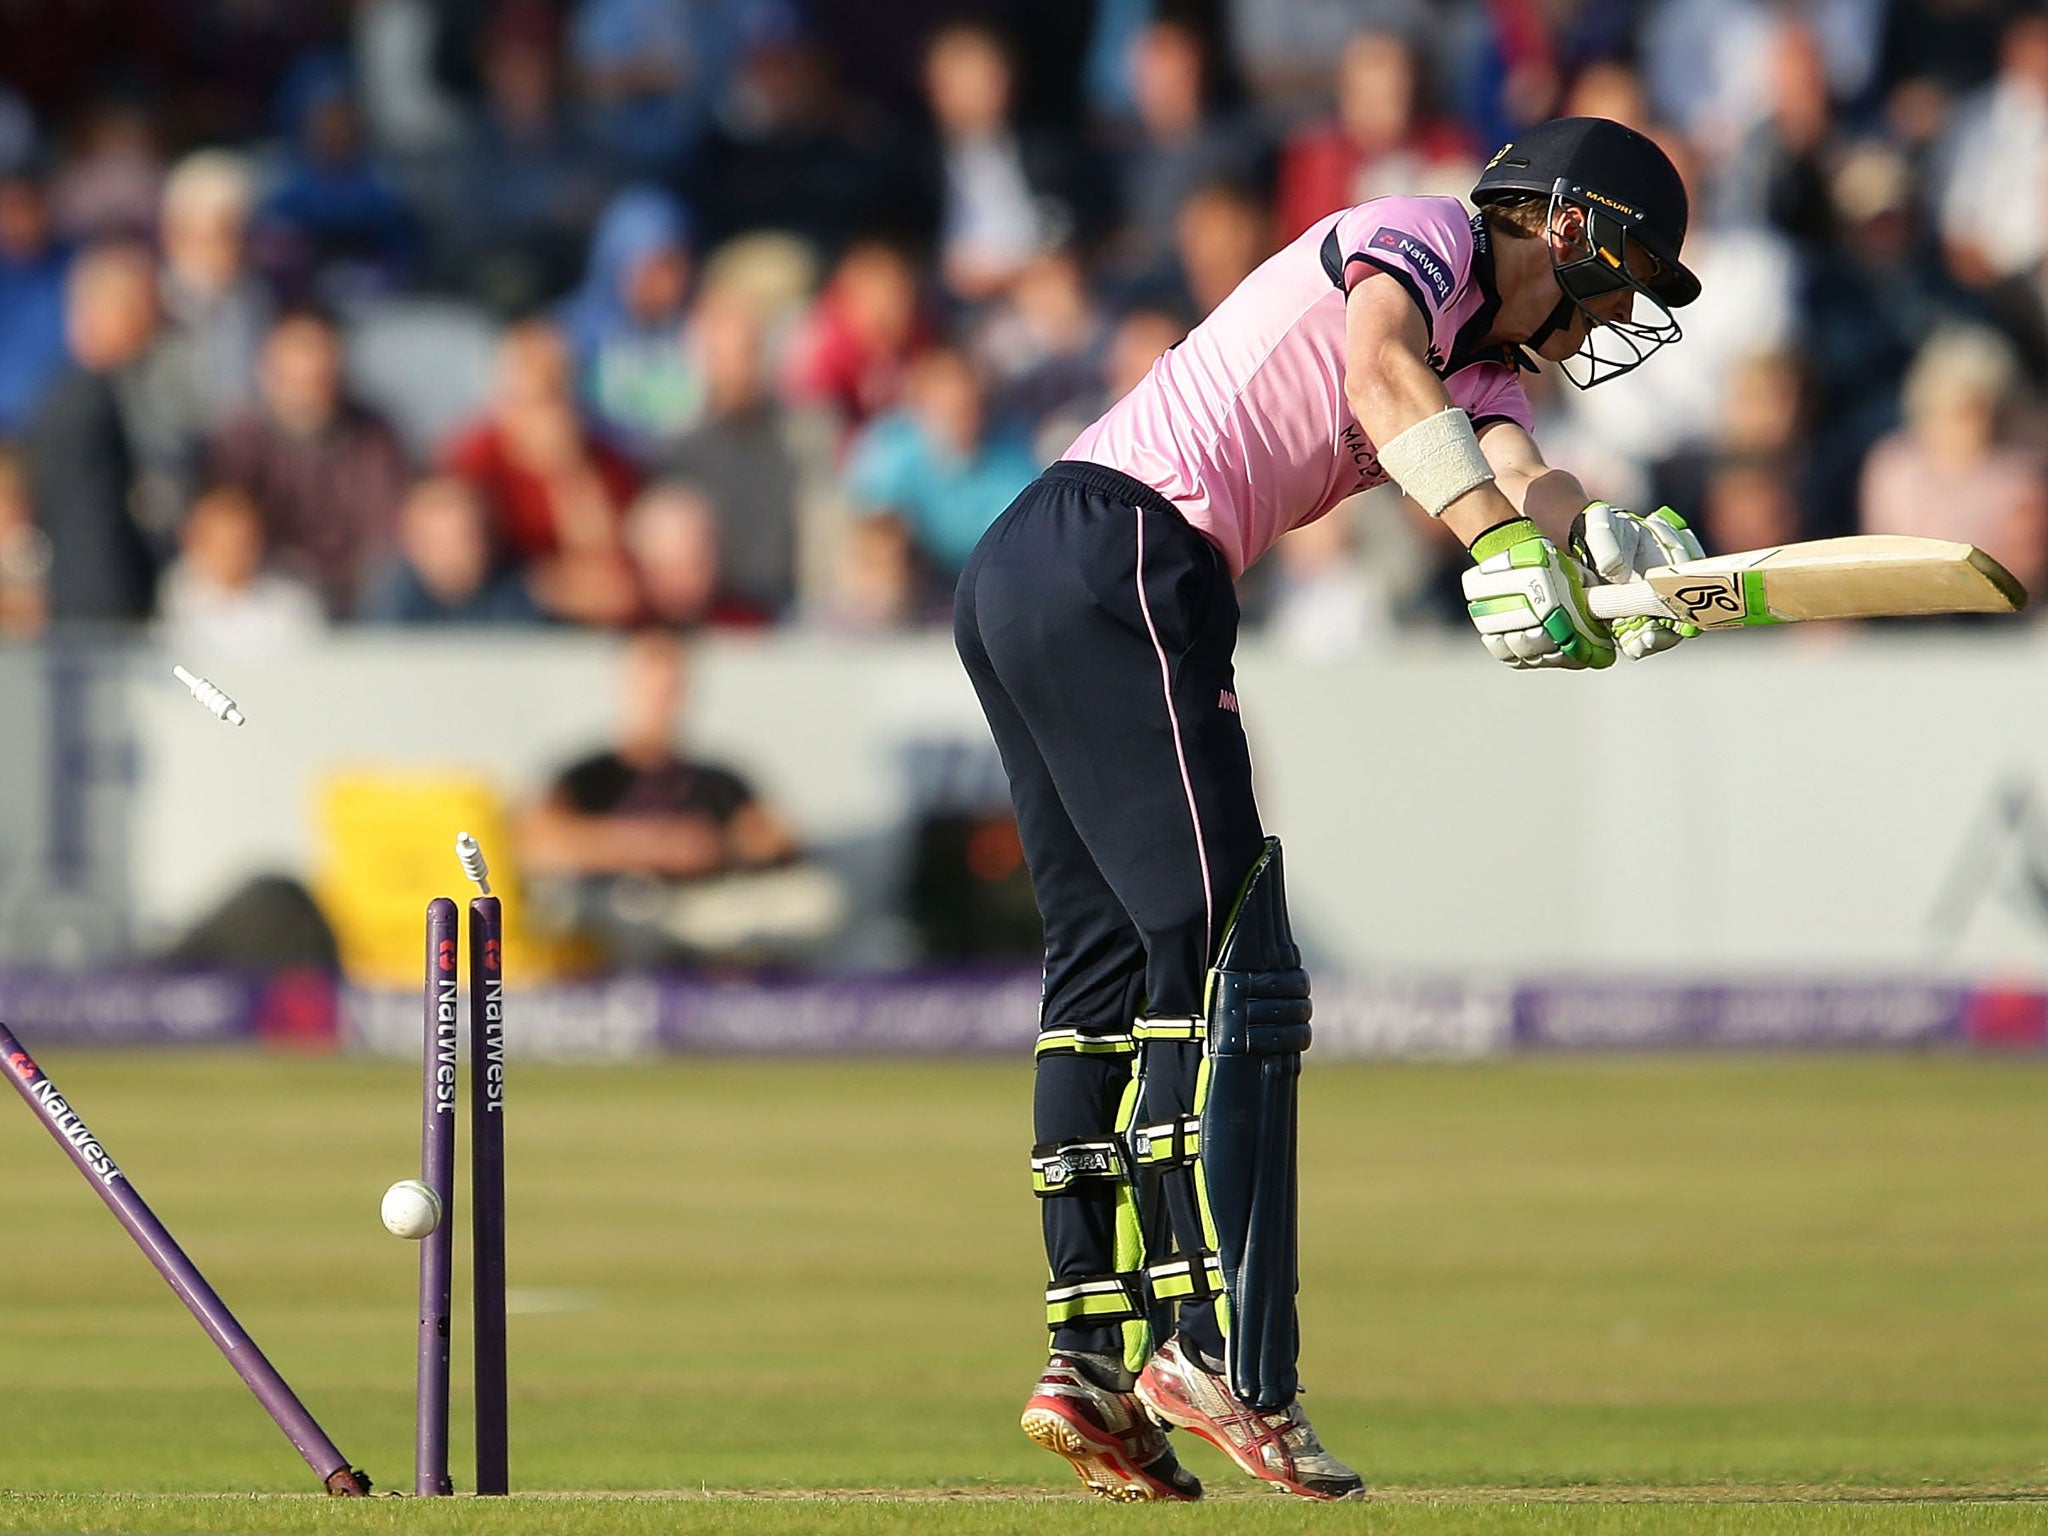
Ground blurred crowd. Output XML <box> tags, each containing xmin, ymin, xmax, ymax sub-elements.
<box><xmin>3</xmin><ymin>0</ymin><xmax>2048</xmax><ymax>652</ymax></box>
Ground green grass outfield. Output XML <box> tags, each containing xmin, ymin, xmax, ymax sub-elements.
<box><xmin>2</xmin><ymin>1051</ymin><xmax>2044</xmax><ymax>1535</ymax></box>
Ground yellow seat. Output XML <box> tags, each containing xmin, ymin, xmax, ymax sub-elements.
<box><xmin>311</xmin><ymin>770</ymin><xmax>579</xmax><ymax>984</ymax></box>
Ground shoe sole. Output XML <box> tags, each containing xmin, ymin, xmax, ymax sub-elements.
<box><xmin>1135</xmin><ymin>1378</ymin><xmax>1366</xmax><ymax>1502</ymax></box>
<box><xmin>1021</xmin><ymin>1400</ymin><xmax>1200</xmax><ymax>1503</ymax></box>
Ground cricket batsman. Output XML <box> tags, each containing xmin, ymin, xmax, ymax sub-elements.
<box><xmin>953</xmin><ymin>117</ymin><xmax>1703</xmax><ymax>1501</ymax></box>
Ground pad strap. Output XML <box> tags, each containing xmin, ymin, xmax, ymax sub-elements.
<box><xmin>1131</xmin><ymin>1114</ymin><xmax>1201</xmax><ymax>1169</ymax></box>
<box><xmin>1133</xmin><ymin>1015</ymin><xmax>1203</xmax><ymax>1043</ymax></box>
<box><xmin>1031</xmin><ymin>1136</ymin><xmax>1128</xmax><ymax>1195</ymax></box>
<box><xmin>1146</xmin><ymin>1252</ymin><xmax>1225</xmax><ymax>1304</ymax></box>
<box><xmin>1035</xmin><ymin>1027</ymin><xmax>1137</xmax><ymax>1060</ymax></box>
<box><xmin>1045</xmin><ymin>1271</ymin><xmax>1146</xmax><ymax>1329</ymax></box>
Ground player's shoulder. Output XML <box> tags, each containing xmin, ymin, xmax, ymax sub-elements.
<box><xmin>1337</xmin><ymin>193</ymin><xmax>1477</xmax><ymax>254</ymax></box>
<box><xmin>1331</xmin><ymin>194</ymin><xmax>1479</xmax><ymax>308</ymax></box>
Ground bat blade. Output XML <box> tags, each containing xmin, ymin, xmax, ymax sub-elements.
<box><xmin>1585</xmin><ymin>536</ymin><xmax>2028</xmax><ymax>629</ymax></box>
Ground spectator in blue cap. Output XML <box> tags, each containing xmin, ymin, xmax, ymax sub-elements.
<box><xmin>556</xmin><ymin>184</ymin><xmax>703</xmax><ymax>460</ymax></box>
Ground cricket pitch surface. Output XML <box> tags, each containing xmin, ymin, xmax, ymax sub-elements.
<box><xmin>5</xmin><ymin>1052</ymin><xmax>2044</xmax><ymax>1536</ymax></box>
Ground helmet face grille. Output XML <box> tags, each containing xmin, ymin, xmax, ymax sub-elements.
<box><xmin>1558</xmin><ymin>305</ymin><xmax>1682</xmax><ymax>389</ymax></box>
<box><xmin>1541</xmin><ymin>184</ymin><xmax>1684</xmax><ymax>389</ymax></box>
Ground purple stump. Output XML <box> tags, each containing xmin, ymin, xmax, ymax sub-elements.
<box><xmin>416</xmin><ymin>898</ymin><xmax>460</xmax><ymax>1495</ymax></box>
<box><xmin>0</xmin><ymin>1021</ymin><xmax>370</xmax><ymax>1495</ymax></box>
<box><xmin>469</xmin><ymin>894</ymin><xmax>509</xmax><ymax>1494</ymax></box>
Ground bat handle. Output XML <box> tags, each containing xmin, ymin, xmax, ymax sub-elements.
<box><xmin>1585</xmin><ymin>581</ymin><xmax>1673</xmax><ymax>622</ymax></box>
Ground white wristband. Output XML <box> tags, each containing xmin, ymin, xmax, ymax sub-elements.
<box><xmin>1374</xmin><ymin>407</ymin><xmax>1495</xmax><ymax>518</ymax></box>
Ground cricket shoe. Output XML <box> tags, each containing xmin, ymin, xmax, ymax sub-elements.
<box><xmin>1020</xmin><ymin>1353</ymin><xmax>1203</xmax><ymax>1502</ymax></box>
<box><xmin>1134</xmin><ymin>1337</ymin><xmax>1366</xmax><ymax>1500</ymax></box>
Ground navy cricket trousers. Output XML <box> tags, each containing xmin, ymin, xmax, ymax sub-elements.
<box><xmin>954</xmin><ymin>461</ymin><xmax>1266</xmax><ymax>1360</ymax></box>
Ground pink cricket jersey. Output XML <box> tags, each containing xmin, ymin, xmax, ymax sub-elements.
<box><xmin>1064</xmin><ymin>195</ymin><xmax>1536</xmax><ymax>578</ymax></box>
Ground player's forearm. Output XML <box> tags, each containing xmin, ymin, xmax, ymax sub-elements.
<box><xmin>1495</xmin><ymin>465</ymin><xmax>1593</xmax><ymax>546</ymax></box>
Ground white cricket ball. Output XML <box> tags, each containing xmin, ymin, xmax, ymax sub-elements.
<box><xmin>380</xmin><ymin>1179</ymin><xmax>442</xmax><ymax>1240</ymax></box>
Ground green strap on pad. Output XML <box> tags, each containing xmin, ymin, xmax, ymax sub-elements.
<box><xmin>1031</xmin><ymin>1137</ymin><xmax>1127</xmax><ymax>1195</ymax></box>
<box><xmin>1035</xmin><ymin>1109</ymin><xmax>1153</xmax><ymax>1368</ymax></box>
<box><xmin>1132</xmin><ymin>1115</ymin><xmax>1201</xmax><ymax>1169</ymax></box>
<box><xmin>1035</xmin><ymin>1027</ymin><xmax>1137</xmax><ymax>1059</ymax></box>
<box><xmin>1044</xmin><ymin>1272</ymin><xmax>1147</xmax><ymax>1329</ymax></box>
<box><xmin>1146</xmin><ymin>1251</ymin><xmax>1225</xmax><ymax>1303</ymax></box>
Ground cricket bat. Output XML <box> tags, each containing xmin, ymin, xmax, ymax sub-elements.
<box><xmin>1583</xmin><ymin>535</ymin><xmax>2028</xmax><ymax>629</ymax></box>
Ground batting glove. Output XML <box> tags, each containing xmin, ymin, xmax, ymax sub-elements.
<box><xmin>1461</xmin><ymin>517</ymin><xmax>1615</xmax><ymax>670</ymax></box>
<box><xmin>1571</xmin><ymin>502</ymin><xmax>1705</xmax><ymax>661</ymax></box>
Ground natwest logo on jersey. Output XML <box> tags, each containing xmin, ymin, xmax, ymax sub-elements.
<box><xmin>1368</xmin><ymin>227</ymin><xmax>1454</xmax><ymax>304</ymax></box>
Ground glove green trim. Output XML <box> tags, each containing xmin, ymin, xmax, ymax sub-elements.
<box><xmin>1467</xmin><ymin>517</ymin><xmax>1539</xmax><ymax>564</ymax></box>
<box><xmin>1468</xmin><ymin>594</ymin><xmax>1533</xmax><ymax>619</ymax></box>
